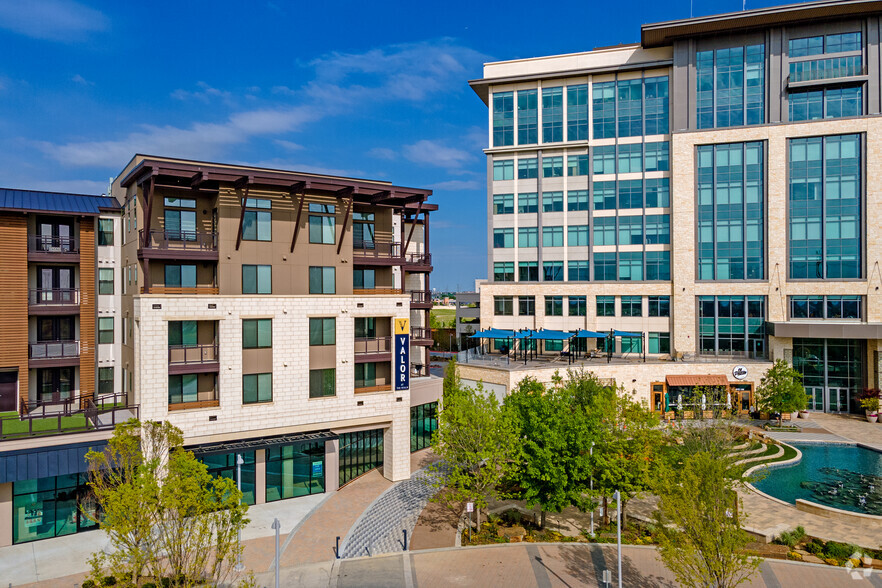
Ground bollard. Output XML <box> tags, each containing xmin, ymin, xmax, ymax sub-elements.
<box><xmin>403</xmin><ymin>529</ymin><xmax>408</xmax><ymax>551</ymax></box>
<box><xmin>335</xmin><ymin>536</ymin><xmax>340</xmax><ymax>559</ymax></box>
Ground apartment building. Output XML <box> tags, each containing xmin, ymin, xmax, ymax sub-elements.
<box><xmin>0</xmin><ymin>189</ymin><xmax>129</xmax><ymax>546</ymax></box>
<box><xmin>466</xmin><ymin>0</ymin><xmax>882</xmax><ymax>415</ymax></box>
<box><xmin>112</xmin><ymin>155</ymin><xmax>440</xmax><ymax>507</ymax></box>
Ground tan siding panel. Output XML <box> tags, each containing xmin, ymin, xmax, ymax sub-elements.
<box><xmin>0</xmin><ymin>214</ymin><xmax>29</xmax><ymax>406</ymax></box>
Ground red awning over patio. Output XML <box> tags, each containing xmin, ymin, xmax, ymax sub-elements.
<box><xmin>665</xmin><ymin>375</ymin><xmax>729</xmax><ymax>387</ymax></box>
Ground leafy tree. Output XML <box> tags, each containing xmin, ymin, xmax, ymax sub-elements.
<box><xmin>429</xmin><ymin>379</ymin><xmax>518</xmax><ymax>527</ymax></box>
<box><xmin>755</xmin><ymin>359</ymin><xmax>807</xmax><ymax>425</ymax></box>
<box><xmin>504</xmin><ymin>377</ymin><xmax>593</xmax><ymax>527</ymax></box>
<box><xmin>85</xmin><ymin>419</ymin><xmax>250</xmax><ymax>586</ymax></box>
<box><xmin>652</xmin><ymin>445</ymin><xmax>759</xmax><ymax>588</ymax></box>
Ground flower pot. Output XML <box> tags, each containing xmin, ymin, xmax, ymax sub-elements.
<box><xmin>867</xmin><ymin>413</ymin><xmax>879</xmax><ymax>424</ymax></box>
<box><xmin>798</xmin><ymin>410</ymin><xmax>810</xmax><ymax>419</ymax></box>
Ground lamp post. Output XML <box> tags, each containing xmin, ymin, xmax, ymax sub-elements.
<box><xmin>235</xmin><ymin>453</ymin><xmax>245</xmax><ymax>573</ymax></box>
<box><xmin>614</xmin><ymin>489</ymin><xmax>622</xmax><ymax>588</ymax></box>
<box><xmin>589</xmin><ymin>442</ymin><xmax>595</xmax><ymax>537</ymax></box>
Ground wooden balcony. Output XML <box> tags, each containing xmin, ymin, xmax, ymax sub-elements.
<box><xmin>409</xmin><ymin>290</ymin><xmax>432</xmax><ymax>309</ymax></box>
<box><xmin>352</xmin><ymin>241</ymin><xmax>403</xmax><ymax>266</ymax></box>
<box><xmin>27</xmin><ymin>236</ymin><xmax>79</xmax><ymax>262</ymax></box>
<box><xmin>403</xmin><ymin>252</ymin><xmax>432</xmax><ymax>272</ymax></box>
<box><xmin>353</xmin><ymin>288</ymin><xmax>403</xmax><ymax>296</ymax></box>
<box><xmin>28</xmin><ymin>289</ymin><xmax>80</xmax><ymax>315</ymax></box>
<box><xmin>354</xmin><ymin>384</ymin><xmax>392</xmax><ymax>394</ymax></box>
<box><xmin>141</xmin><ymin>286</ymin><xmax>219</xmax><ymax>295</ymax></box>
<box><xmin>138</xmin><ymin>229</ymin><xmax>219</xmax><ymax>261</ymax></box>
<box><xmin>411</xmin><ymin>327</ymin><xmax>433</xmax><ymax>346</ymax></box>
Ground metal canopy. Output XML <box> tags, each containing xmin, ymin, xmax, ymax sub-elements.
<box><xmin>187</xmin><ymin>430</ymin><xmax>338</xmax><ymax>456</ymax></box>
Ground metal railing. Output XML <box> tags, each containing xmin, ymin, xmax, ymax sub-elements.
<box><xmin>353</xmin><ymin>240</ymin><xmax>401</xmax><ymax>259</ymax></box>
<box><xmin>29</xmin><ymin>340</ymin><xmax>80</xmax><ymax>359</ymax></box>
<box><xmin>411</xmin><ymin>327</ymin><xmax>432</xmax><ymax>340</ymax></box>
<box><xmin>168</xmin><ymin>344</ymin><xmax>219</xmax><ymax>365</ymax></box>
<box><xmin>409</xmin><ymin>290</ymin><xmax>432</xmax><ymax>304</ymax></box>
<box><xmin>788</xmin><ymin>55</ymin><xmax>864</xmax><ymax>83</ymax></box>
<box><xmin>140</xmin><ymin>229</ymin><xmax>218</xmax><ymax>251</ymax></box>
<box><xmin>28</xmin><ymin>288</ymin><xmax>80</xmax><ymax>305</ymax></box>
<box><xmin>2</xmin><ymin>393</ymin><xmax>136</xmax><ymax>440</ymax></box>
<box><xmin>404</xmin><ymin>252</ymin><xmax>432</xmax><ymax>266</ymax></box>
<box><xmin>28</xmin><ymin>235</ymin><xmax>78</xmax><ymax>253</ymax></box>
<box><xmin>354</xmin><ymin>336</ymin><xmax>392</xmax><ymax>355</ymax></box>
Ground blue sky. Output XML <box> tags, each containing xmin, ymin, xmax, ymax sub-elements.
<box><xmin>0</xmin><ymin>0</ymin><xmax>782</xmax><ymax>290</ymax></box>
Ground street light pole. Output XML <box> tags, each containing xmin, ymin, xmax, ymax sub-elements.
<box><xmin>589</xmin><ymin>442</ymin><xmax>595</xmax><ymax>537</ymax></box>
<box><xmin>614</xmin><ymin>489</ymin><xmax>622</xmax><ymax>588</ymax></box>
<box><xmin>235</xmin><ymin>453</ymin><xmax>245</xmax><ymax>573</ymax></box>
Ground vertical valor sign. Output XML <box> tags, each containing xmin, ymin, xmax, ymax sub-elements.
<box><xmin>394</xmin><ymin>318</ymin><xmax>410</xmax><ymax>391</ymax></box>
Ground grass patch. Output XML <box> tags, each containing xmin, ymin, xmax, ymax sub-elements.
<box><xmin>0</xmin><ymin>411</ymin><xmax>89</xmax><ymax>437</ymax></box>
<box><xmin>431</xmin><ymin>308</ymin><xmax>456</xmax><ymax>328</ymax></box>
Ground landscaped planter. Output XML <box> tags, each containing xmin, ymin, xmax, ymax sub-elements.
<box><xmin>867</xmin><ymin>412</ymin><xmax>879</xmax><ymax>424</ymax></box>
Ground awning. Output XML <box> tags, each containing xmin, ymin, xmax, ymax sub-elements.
<box><xmin>665</xmin><ymin>375</ymin><xmax>729</xmax><ymax>387</ymax></box>
<box><xmin>613</xmin><ymin>330</ymin><xmax>641</xmax><ymax>337</ymax></box>
<box><xmin>529</xmin><ymin>330</ymin><xmax>573</xmax><ymax>341</ymax></box>
<box><xmin>469</xmin><ymin>328</ymin><xmax>516</xmax><ymax>339</ymax></box>
<box><xmin>0</xmin><ymin>439</ymin><xmax>108</xmax><ymax>484</ymax></box>
<box><xmin>574</xmin><ymin>329</ymin><xmax>609</xmax><ymax>338</ymax></box>
<box><xmin>188</xmin><ymin>430</ymin><xmax>338</xmax><ymax>456</ymax></box>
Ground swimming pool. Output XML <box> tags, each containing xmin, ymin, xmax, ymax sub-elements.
<box><xmin>752</xmin><ymin>443</ymin><xmax>882</xmax><ymax>516</ymax></box>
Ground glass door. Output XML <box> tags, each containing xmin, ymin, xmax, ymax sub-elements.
<box><xmin>826</xmin><ymin>387</ymin><xmax>850</xmax><ymax>413</ymax></box>
<box><xmin>805</xmin><ymin>386</ymin><xmax>824</xmax><ymax>411</ymax></box>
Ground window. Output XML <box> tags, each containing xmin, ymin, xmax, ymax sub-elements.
<box><xmin>697</xmin><ymin>142</ymin><xmax>765</xmax><ymax>280</ymax></box>
<box><xmin>353</xmin><ymin>269</ymin><xmax>375</xmax><ymax>289</ymax></box>
<box><xmin>645</xmin><ymin>178</ymin><xmax>670</xmax><ymax>208</ymax></box>
<box><xmin>593</xmin><ymin>145</ymin><xmax>616</xmax><ymax>175</ymax></box>
<box><xmin>200</xmin><ymin>452</ymin><xmax>256</xmax><ymax>506</ymax></box>
<box><xmin>308</xmin><ymin>266</ymin><xmax>335</xmax><ymax>294</ymax></box>
<box><xmin>168</xmin><ymin>320</ymin><xmax>196</xmax><ymax>347</ymax></box>
<box><xmin>494</xmin><ymin>160</ymin><xmax>514</xmax><ymax>181</ymax></box>
<box><xmin>12</xmin><ymin>474</ymin><xmax>96</xmax><ymax>544</ymax></box>
<box><xmin>308</xmin><ymin>203</ymin><xmax>336</xmax><ymax>244</ymax></box>
<box><xmin>519</xmin><ymin>261</ymin><xmax>538</xmax><ymax>281</ymax></box>
<box><xmin>697</xmin><ymin>45</ymin><xmax>765</xmax><ymax>129</ymax></box>
<box><xmin>165</xmin><ymin>264</ymin><xmax>196</xmax><ymax>288</ymax></box>
<box><xmin>594</xmin><ymin>252</ymin><xmax>617</xmax><ymax>280</ymax></box>
<box><xmin>789</xmin><ymin>55</ymin><xmax>862</xmax><ymax>83</ymax></box>
<box><xmin>789</xmin><ymin>86</ymin><xmax>862</xmax><ymax>121</ymax></box>
<box><xmin>542</xmin><ymin>87</ymin><xmax>563</xmax><ymax>143</ymax></box>
<box><xmin>168</xmin><ymin>374</ymin><xmax>198</xmax><ymax>405</ymax></box>
<box><xmin>353</xmin><ymin>212</ymin><xmax>375</xmax><ymax>248</ymax></box>
<box><xmin>494</xmin><ymin>262</ymin><xmax>514</xmax><ymax>282</ymax></box>
<box><xmin>243</xmin><ymin>318</ymin><xmax>272</xmax><ymax>348</ymax></box>
<box><xmin>618</xmin><ymin>216</ymin><xmax>643</xmax><ymax>245</ymax></box>
<box><xmin>567</xmin><ymin>84</ymin><xmax>589</xmax><ymax>141</ymax></box>
<box><xmin>568</xmin><ymin>260</ymin><xmax>589</xmax><ymax>281</ymax></box>
<box><xmin>543</xmin><ymin>261</ymin><xmax>564</xmax><ymax>281</ymax></box>
<box><xmin>698</xmin><ymin>295</ymin><xmax>767</xmax><ymax>357</ymax></box>
<box><xmin>308</xmin><ymin>317</ymin><xmax>336</xmax><ymax>346</ymax></box>
<box><xmin>789</xmin><ymin>135</ymin><xmax>860</xmax><ymax>279</ymax></box>
<box><xmin>339</xmin><ymin>430</ymin><xmax>383</xmax><ymax>486</ymax></box>
<box><xmin>594</xmin><ymin>216</ymin><xmax>616</xmax><ymax>246</ymax></box>
<box><xmin>618</xmin><ymin>79</ymin><xmax>643</xmax><ymax>137</ymax></box>
<box><xmin>568</xmin><ymin>296</ymin><xmax>587</xmax><ymax>316</ymax></box>
<box><xmin>592</xmin><ymin>81</ymin><xmax>616</xmax><ymax>139</ymax></box>
<box><xmin>542</xmin><ymin>156</ymin><xmax>563</xmax><ymax>178</ymax></box>
<box><xmin>649</xmin><ymin>332</ymin><xmax>670</xmax><ymax>354</ymax></box>
<box><xmin>242</xmin><ymin>198</ymin><xmax>272</xmax><ymax>241</ymax></box>
<box><xmin>644</xmin><ymin>76</ymin><xmax>669</xmax><ymax>135</ymax></box>
<box><xmin>790</xmin><ymin>295</ymin><xmax>861</xmax><ymax>320</ymax></box>
<box><xmin>545</xmin><ymin>296</ymin><xmax>563</xmax><ymax>316</ymax></box>
<box><xmin>493</xmin><ymin>228</ymin><xmax>514</xmax><ymax>248</ymax></box>
<box><xmin>243</xmin><ymin>373</ymin><xmax>272</xmax><ymax>404</ymax></box>
<box><xmin>355</xmin><ymin>317</ymin><xmax>376</xmax><ymax>338</ymax></box>
<box><xmin>517</xmin><ymin>89</ymin><xmax>538</xmax><ymax>144</ymax></box>
<box><xmin>646</xmin><ymin>251</ymin><xmax>671</xmax><ymax>281</ymax></box>
<box><xmin>645</xmin><ymin>214</ymin><xmax>670</xmax><ymax>244</ymax></box>
<box><xmin>494</xmin><ymin>296</ymin><xmax>513</xmax><ymax>316</ymax></box>
<box><xmin>542</xmin><ymin>226</ymin><xmax>563</xmax><ymax>247</ymax></box>
<box><xmin>411</xmin><ymin>402</ymin><xmax>438</xmax><ymax>453</ymax></box>
<box><xmin>518</xmin><ymin>296</ymin><xmax>535</xmax><ymax>316</ymax></box>
<box><xmin>98</xmin><ymin>268</ymin><xmax>114</xmax><ymax>294</ymax></box>
<box><xmin>619</xmin><ymin>252</ymin><xmax>643</xmax><ymax>281</ymax></box>
<box><xmin>593</xmin><ymin>182</ymin><xmax>616</xmax><ymax>210</ymax></box>
<box><xmin>789</xmin><ymin>32</ymin><xmax>861</xmax><ymax>57</ymax></box>
<box><xmin>542</xmin><ymin>192</ymin><xmax>563</xmax><ymax>212</ymax></box>
<box><xmin>622</xmin><ymin>336</ymin><xmax>642</xmax><ymax>354</ymax></box>
<box><xmin>567</xmin><ymin>225</ymin><xmax>588</xmax><ymax>247</ymax></box>
<box><xmin>568</xmin><ymin>154</ymin><xmax>590</xmax><ymax>177</ymax></box>
<box><xmin>518</xmin><ymin>227</ymin><xmax>538</xmax><ymax>248</ymax></box>
<box><xmin>597</xmin><ymin>296</ymin><xmax>615</xmax><ymax>317</ymax></box>
<box><xmin>825</xmin><ymin>32</ymin><xmax>861</xmax><ymax>53</ymax></box>
<box><xmin>492</xmin><ymin>91</ymin><xmax>514</xmax><ymax>146</ymax></box>
<box><xmin>518</xmin><ymin>158</ymin><xmax>538</xmax><ymax>179</ymax></box>
<box><xmin>621</xmin><ymin>296</ymin><xmax>642</xmax><ymax>317</ymax></box>
<box><xmin>788</xmin><ymin>35</ymin><xmax>824</xmax><ymax>57</ymax></box>
<box><xmin>618</xmin><ymin>143</ymin><xmax>642</xmax><ymax>173</ymax></box>
<box><xmin>243</xmin><ymin>264</ymin><xmax>272</xmax><ymax>294</ymax></box>
<box><xmin>266</xmin><ymin>440</ymin><xmax>325</xmax><ymax>500</ymax></box>
<box><xmin>644</xmin><ymin>142</ymin><xmax>669</xmax><ymax>171</ymax></box>
<box><xmin>648</xmin><ymin>296</ymin><xmax>670</xmax><ymax>317</ymax></box>
<box><xmin>98</xmin><ymin>367</ymin><xmax>114</xmax><ymax>395</ymax></box>
<box><xmin>98</xmin><ymin>317</ymin><xmax>114</xmax><ymax>344</ymax></box>
<box><xmin>567</xmin><ymin>190</ymin><xmax>589</xmax><ymax>211</ymax></box>
<box><xmin>618</xmin><ymin>180</ymin><xmax>643</xmax><ymax>209</ymax></box>
<box><xmin>98</xmin><ymin>219</ymin><xmax>114</xmax><ymax>246</ymax></box>
<box><xmin>518</xmin><ymin>193</ymin><xmax>538</xmax><ymax>214</ymax></box>
<box><xmin>309</xmin><ymin>368</ymin><xmax>336</xmax><ymax>398</ymax></box>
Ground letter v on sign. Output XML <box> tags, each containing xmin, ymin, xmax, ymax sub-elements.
<box><xmin>394</xmin><ymin>318</ymin><xmax>410</xmax><ymax>335</ymax></box>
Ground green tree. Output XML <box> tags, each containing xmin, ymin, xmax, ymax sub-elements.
<box><xmin>85</xmin><ymin>420</ymin><xmax>250</xmax><ymax>586</ymax></box>
<box><xmin>429</xmin><ymin>380</ymin><xmax>518</xmax><ymax>527</ymax></box>
<box><xmin>755</xmin><ymin>359</ymin><xmax>807</xmax><ymax>425</ymax></box>
<box><xmin>652</xmin><ymin>440</ymin><xmax>759</xmax><ymax>588</ymax></box>
<box><xmin>504</xmin><ymin>377</ymin><xmax>593</xmax><ymax>527</ymax></box>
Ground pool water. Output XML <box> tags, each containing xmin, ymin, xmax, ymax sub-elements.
<box><xmin>753</xmin><ymin>443</ymin><xmax>882</xmax><ymax>516</ymax></box>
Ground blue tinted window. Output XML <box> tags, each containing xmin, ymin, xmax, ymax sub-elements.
<box><xmin>542</xmin><ymin>87</ymin><xmax>563</xmax><ymax>143</ymax></box>
<box><xmin>567</xmin><ymin>84</ymin><xmax>589</xmax><ymax>141</ymax></box>
<box><xmin>517</xmin><ymin>90</ymin><xmax>538</xmax><ymax>145</ymax></box>
<box><xmin>492</xmin><ymin>92</ymin><xmax>514</xmax><ymax>146</ymax></box>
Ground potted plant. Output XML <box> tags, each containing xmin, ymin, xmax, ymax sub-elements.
<box><xmin>755</xmin><ymin>360</ymin><xmax>807</xmax><ymax>427</ymax></box>
<box><xmin>860</xmin><ymin>395</ymin><xmax>880</xmax><ymax>423</ymax></box>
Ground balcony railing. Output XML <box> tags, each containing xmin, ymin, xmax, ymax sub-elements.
<box><xmin>140</xmin><ymin>229</ymin><xmax>218</xmax><ymax>251</ymax></box>
<box><xmin>29</xmin><ymin>340</ymin><xmax>80</xmax><ymax>359</ymax></box>
<box><xmin>409</xmin><ymin>290</ymin><xmax>432</xmax><ymax>305</ymax></box>
<box><xmin>2</xmin><ymin>393</ymin><xmax>138</xmax><ymax>440</ymax></box>
<box><xmin>168</xmin><ymin>344</ymin><xmax>219</xmax><ymax>365</ymax></box>
<box><xmin>353</xmin><ymin>288</ymin><xmax>403</xmax><ymax>295</ymax></box>
<box><xmin>168</xmin><ymin>390</ymin><xmax>220</xmax><ymax>411</ymax></box>
<box><xmin>141</xmin><ymin>285</ymin><xmax>219</xmax><ymax>295</ymax></box>
<box><xmin>353</xmin><ymin>240</ymin><xmax>401</xmax><ymax>259</ymax></box>
<box><xmin>28</xmin><ymin>235</ymin><xmax>78</xmax><ymax>254</ymax></box>
<box><xmin>354</xmin><ymin>336</ymin><xmax>392</xmax><ymax>356</ymax></box>
<box><xmin>404</xmin><ymin>252</ymin><xmax>432</xmax><ymax>267</ymax></box>
<box><xmin>412</xmin><ymin>327</ymin><xmax>432</xmax><ymax>340</ymax></box>
<box><xmin>789</xmin><ymin>55</ymin><xmax>864</xmax><ymax>83</ymax></box>
<box><xmin>28</xmin><ymin>288</ymin><xmax>80</xmax><ymax>306</ymax></box>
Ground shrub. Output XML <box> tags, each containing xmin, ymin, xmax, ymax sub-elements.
<box><xmin>825</xmin><ymin>541</ymin><xmax>856</xmax><ymax>561</ymax></box>
<box><xmin>805</xmin><ymin>539</ymin><xmax>824</xmax><ymax>555</ymax></box>
<box><xmin>101</xmin><ymin>577</ymin><xmax>117</xmax><ymax>586</ymax></box>
<box><xmin>82</xmin><ymin>582</ymin><xmax>96</xmax><ymax>588</ymax></box>
<box><xmin>774</xmin><ymin>526</ymin><xmax>806</xmax><ymax>548</ymax></box>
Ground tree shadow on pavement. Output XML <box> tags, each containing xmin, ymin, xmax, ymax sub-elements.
<box><xmin>557</xmin><ymin>544</ymin><xmax>677</xmax><ymax>588</ymax></box>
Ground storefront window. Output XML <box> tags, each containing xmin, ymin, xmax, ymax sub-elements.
<box><xmin>339</xmin><ymin>429</ymin><xmax>384</xmax><ymax>486</ymax></box>
<box><xmin>13</xmin><ymin>474</ymin><xmax>97</xmax><ymax>544</ymax></box>
<box><xmin>411</xmin><ymin>402</ymin><xmax>438</xmax><ymax>453</ymax></box>
<box><xmin>266</xmin><ymin>441</ymin><xmax>326</xmax><ymax>502</ymax></box>
<box><xmin>198</xmin><ymin>451</ymin><xmax>256</xmax><ymax>505</ymax></box>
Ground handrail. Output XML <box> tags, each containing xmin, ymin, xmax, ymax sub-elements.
<box><xmin>168</xmin><ymin>343</ymin><xmax>219</xmax><ymax>364</ymax></box>
<box><xmin>409</xmin><ymin>290</ymin><xmax>432</xmax><ymax>303</ymax></box>
<box><xmin>28</xmin><ymin>288</ymin><xmax>80</xmax><ymax>305</ymax></box>
<box><xmin>353</xmin><ymin>241</ymin><xmax>401</xmax><ymax>258</ymax></box>
<box><xmin>412</xmin><ymin>327</ymin><xmax>432</xmax><ymax>339</ymax></box>
<box><xmin>354</xmin><ymin>336</ymin><xmax>392</xmax><ymax>355</ymax></box>
<box><xmin>28</xmin><ymin>235</ymin><xmax>78</xmax><ymax>253</ymax></box>
<box><xmin>3</xmin><ymin>395</ymin><xmax>138</xmax><ymax>440</ymax></box>
<box><xmin>404</xmin><ymin>252</ymin><xmax>432</xmax><ymax>266</ymax></box>
<box><xmin>140</xmin><ymin>229</ymin><xmax>218</xmax><ymax>250</ymax></box>
<box><xmin>29</xmin><ymin>340</ymin><xmax>80</xmax><ymax>359</ymax></box>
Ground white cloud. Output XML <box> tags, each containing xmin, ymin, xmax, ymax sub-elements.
<box><xmin>71</xmin><ymin>74</ymin><xmax>93</xmax><ymax>86</ymax></box>
<box><xmin>367</xmin><ymin>147</ymin><xmax>397</xmax><ymax>160</ymax></box>
<box><xmin>273</xmin><ymin>139</ymin><xmax>304</xmax><ymax>151</ymax></box>
<box><xmin>403</xmin><ymin>140</ymin><xmax>472</xmax><ymax>169</ymax></box>
<box><xmin>170</xmin><ymin>81</ymin><xmax>233</xmax><ymax>104</ymax></box>
<box><xmin>431</xmin><ymin>179</ymin><xmax>482</xmax><ymax>191</ymax></box>
<box><xmin>0</xmin><ymin>0</ymin><xmax>108</xmax><ymax>42</ymax></box>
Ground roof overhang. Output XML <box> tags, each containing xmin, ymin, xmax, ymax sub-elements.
<box><xmin>187</xmin><ymin>430</ymin><xmax>338</xmax><ymax>456</ymax></box>
<box><xmin>642</xmin><ymin>0</ymin><xmax>882</xmax><ymax>48</ymax></box>
<box><xmin>665</xmin><ymin>374</ymin><xmax>730</xmax><ymax>387</ymax></box>
<box><xmin>768</xmin><ymin>321</ymin><xmax>882</xmax><ymax>339</ymax></box>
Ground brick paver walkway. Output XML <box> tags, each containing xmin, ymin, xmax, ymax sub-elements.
<box><xmin>810</xmin><ymin>412</ymin><xmax>882</xmax><ymax>451</ymax></box>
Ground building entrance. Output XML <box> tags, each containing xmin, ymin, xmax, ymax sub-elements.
<box><xmin>826</xmin><ymin>387</ymin><xmax>850</xmax><ymax>414</ymax></box>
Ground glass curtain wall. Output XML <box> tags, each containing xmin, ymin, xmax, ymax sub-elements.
<box><xmin>265</xmin><ymin>440</ymin><xmax>326</xmax><ymax>502</ymax></box>
<box><xmin>411</xmin><ymin>402</ymin><xmax>438</xmax><ymax>452</ymax></box>
<box><xmin>12</xmin><ymin>474</ymin><xmax>98</xmax><ymax>544</ymax></box>
<box><xmin>198</xmin><ymin>451</ymin><xmax>256</xmax><ymax>505</ymax></box>
<box><xmin>698</xmin><ymin>296</ymin><xmax>766</xmax><ymax>358</ymax></box>
<box><xmin>792</xmin><ymin>338</ymin><xmax>863</xmax><ymax>413</ymax></box>
<box><xmin>697</xmin><ymin>45</ymin><xmax>765</xmax><ymax>129</ymax></box>
<box><xmin>339</xmin><ymin>429</ymin><xmax>384</xmax><ymax>486</ymax></box>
